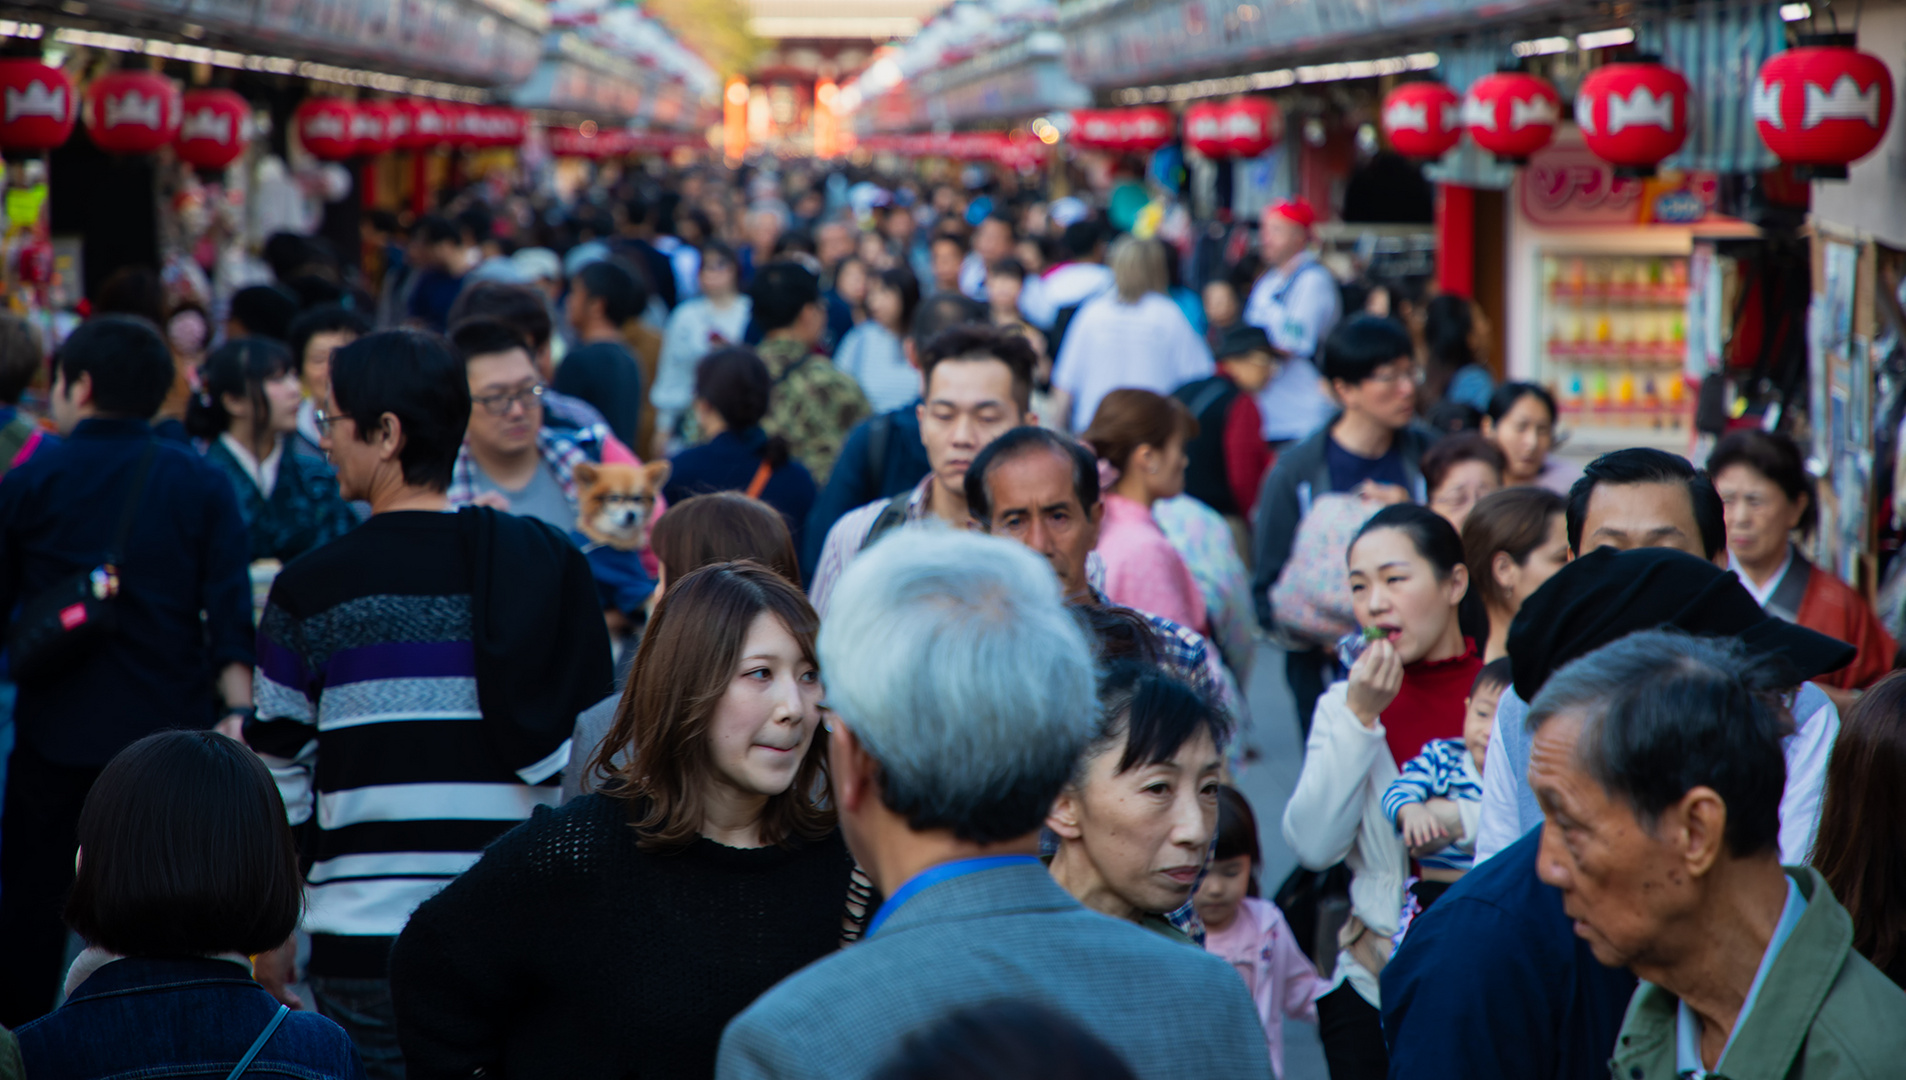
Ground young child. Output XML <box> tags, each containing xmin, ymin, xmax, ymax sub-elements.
<box><xmin>1195</xmin><ymin>785</ymin><xmax>1328</xmax><ymax>1080</ymax></box>
<box><xmin>1172</xmin><ymin>323</ymin><xmax>1280</xmax><ymax>524</ymax></box>
<box><xmin>1383</xmin><ymin>658</ymin><xmax>1507</xmax><ymax>920</ymax></box>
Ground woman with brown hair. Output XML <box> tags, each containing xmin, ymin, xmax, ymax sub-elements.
<box><xmin>1812</xmin><ymin>669</ymin><xmax>1906</xmax><ymax>987</ymax></box>
<box><xmin>1084</xmin><ymin>388</ymin><xmax>1209</xmax><ymax>635</ymax></box>
<box><xmin>389</xmin><ymin>562</ymin><xmax>865</xmax><ymax>1079</ymax></box>
<box><xmin>1459</xmin><ymin>486</ymin><xmax>1569</xmax><ymax>662</ymax></box>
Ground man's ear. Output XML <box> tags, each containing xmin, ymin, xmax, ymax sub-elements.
<box><xmin>375</xmin><ymin>412</ymin><xmax>407</xmax><ymax>464</ymax></box>
<box><xmin>1673</xmin><ymin>785</ymin><xmax>1729</xmax><ymax>878</ymax></box>
<box><xmin>828</xmin><ymin>718</ymin><xmax>878</xmax><ymax>816</ymax></box>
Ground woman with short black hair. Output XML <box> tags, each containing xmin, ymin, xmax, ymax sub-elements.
<box><xmin>13</xmin><ymin>730</ymin><xmax>366</xmax><ymax>1078</ymax></box>
<box><xmin>663</xmin><ymin>347</ymin><xmax>818</xmax><ymax>550</ymax></box>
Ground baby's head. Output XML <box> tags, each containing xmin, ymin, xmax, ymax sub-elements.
<box><xmin>1193</xmin><ymin>785</ymin><xmax>1261</xmax><ymax>933</ymax></box>
<box><xmin>1465</xmin><ymin>658</ymin><xmax>1512</xmax><ymax>774</ymax></box>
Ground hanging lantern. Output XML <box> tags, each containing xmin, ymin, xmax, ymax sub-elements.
<box><xmin>173</xmin><ymin>88</ymin><xmax>249</xmax><ymax>170</ymax></box>
<box><xmin>1381</xmin><ymin>80</ymin><xmax>1462</xmax><ymax>159</ymax></box>
<box><xmin>1462</xmin><ymin>70</ymin><xmax>1561</xmax><ymax>162</ymax></box>
<box><xmin>295</xmin><ymin>97</ymin><xmax>359</xmax><ymax>161</ymax></box>
<box><xmin>1221</xmin><ymin>98</ymin><xmax>1279</xmax><ymax>158</ymax></box>
<box><xmin>378</xmin><ymin>101</ymin><xmax>413</xmax><ymax>151</ymax></box>
<box><xmin>84</xmin><ymin>70</ymin><xmax>182</xmax><ymax>155</ymax></box>
<box><xmin>1185</xmin><ymin>101</ymin><xmax>1228</xmax><ymax>158</ymax></box>
<box><xmin>1070</xmin><ymin>108</ymin><xmax>1121</xmax><ymax>150</ymax></box>
<box><xmin>352</xmin><ymin>101</ymin><xmax>396</xmax><ymax>156</ymax></box>
<box><xmin>0</xmin><ymin>60</ymin><xmax>77</xmax><ymax>152</ymax></box>
<box><xmin>394</xmin><ymin>98</ymin><xmax>447</xmax><ymax>151</ymax></box>
<box><xmin>1120</xmin><ymin>106</ymin><xmax>1175</xmax><ymax>153</ymax></box>
<box><xmin>1754</xmin><ymin>34</ymin><xmax>1895</xmax><ymax>179</ymax></box>
<box><xmin>487</xmin><ymin>108</ymin><xmax>526</xmax><ymax>148</ymax></box>
<box><xmin>1575</xmin><ymin>59</ymin><xmax>1690</xmax><ymax>176</ymax></box>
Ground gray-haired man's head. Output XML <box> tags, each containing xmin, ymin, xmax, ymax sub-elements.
<box><xmin>1525</xmin><ymin>630</ymin><xmax>1789</xmax><ymax>972</ymax></box>
<box><xmin>818</xmin><ymin>527</ymin><xmax>1098</xmax><ymax>846</ymax></box>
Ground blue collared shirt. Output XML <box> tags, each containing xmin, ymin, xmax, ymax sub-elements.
<box><xmin>1674</xmin><ymin>876</ymin><xmax>1808</xmax><ymax>1078</ymax></box>
<box><xmin>865</xmin><ymin>855</ymin><xmax>1044</xmax><ymax>937</ymax></box>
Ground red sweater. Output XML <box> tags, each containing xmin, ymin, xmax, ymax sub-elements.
<box><xmin>1223</xmin><ymin>390</ymin><xmax>1274</xmax><ymax>517</ymax></box>
<box><xmin>1382</xmin><ymin>640</ymin><xmax>1482</xmax><ymax>767</ymax></box>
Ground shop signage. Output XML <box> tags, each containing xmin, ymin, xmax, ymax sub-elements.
<box><xmin>1520</xmin><ymin>145</ymin><xmax>1720</xmax><ymax>226</ymax></box>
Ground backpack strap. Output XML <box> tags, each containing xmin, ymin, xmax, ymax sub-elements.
<box><xmin>744</xmin><ymin>459</ymin><xmax>774</xmax><ymax>499</ymax></box>
<box><xmin>859</xmin><ymin>497</ymin><xmax>911</xmax><ymax>552</ymax></box>
<box><xmin>863</xmin><ymin>412</ymin><xmax>894</xmax><ymax>485</ymax></box>
<box><xmin>225</xmin><ymin>1004</ymin><xmax>290</xmax><ymax>1080</ymax></box>
<box><xmin>1182</xmin><ymin>378</ymin><xmax>1235</xmax><ymax>421</ymax></box>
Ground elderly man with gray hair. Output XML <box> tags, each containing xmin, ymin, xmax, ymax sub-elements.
<box><xmin>1526</xmin><ymin>630</ymin><xmax>1906</xmax><ymax>1080</ymax></box>
<box><xmin>715</xmin><ymin>529</ymin><xmax>1269</xmax><ymax>1080</ymax></box>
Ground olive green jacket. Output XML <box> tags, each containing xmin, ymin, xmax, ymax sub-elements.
<box><xmin>756</xmin><ymin>336</ymin><xmax>871</xmax><ymax>486</ymax></box>
<box><xmin>1610</xmin><ymin>866</ymin><xmax>1906</xmax><ymax>1080</ymax></box>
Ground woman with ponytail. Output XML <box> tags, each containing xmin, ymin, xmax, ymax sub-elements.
<box><xmin>1082</xmin><ymin>388</ymin><xmax>1209</xmax><ymax>636</ymax></box>
<box><xmin>663</xmin><ymin>346</ymin><xmax>818</xmax><ymax>552</ymax></box>
<box><xmin>188</xmin><ymin>338</ymin><xmax>357</xmax><ymax>565</ymax></box>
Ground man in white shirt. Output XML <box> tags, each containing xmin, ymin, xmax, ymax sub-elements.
<box><xmin>808</xmin><ymin>325</ymin><xmax>1037</xmax><ymax>615</ymax></box>
<box><xmin>1019</xmin><ymin>221</ymin><xmax>1114</xmax><ymax>331</ymax></box>
<box><xmin>1244</xmin><ymin>198</ymin><xmax>1340</xmax><ymax>443</ymax></box>
<box><xmin>1474</xmin><ymin>478</ymin><xmax>1849</xmax><ymax>870</ymax></box>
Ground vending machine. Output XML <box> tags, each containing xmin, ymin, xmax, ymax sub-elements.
<box><xmin>1535</xmin><ymin>251</ymin><xmax>1693</xmax><ymax>444</ymax></box>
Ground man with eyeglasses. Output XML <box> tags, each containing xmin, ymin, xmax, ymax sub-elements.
<box><xmin>1249</xmin><ymin>314</ymin><xmax>1439</xmax><ymax>732</ymax></box>
<box><xmin>446</xmin><ymin>319</ymin><xmax>612</xmax><ymax>533</ymax></box>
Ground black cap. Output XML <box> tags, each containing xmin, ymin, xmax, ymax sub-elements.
<box><xmin>1214</xmin><ymin>323</ymin><xmax>1283</xmax><ymax>363</ymax></box>
<box><xmin>1506</xmin><ymin>546</ymin><xmax>1856</xmax><ymax>703</ymax></box>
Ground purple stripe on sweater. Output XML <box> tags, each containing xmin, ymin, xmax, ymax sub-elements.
<box><xmin>256</xmin><ymin>634</ymin><xmax>310</xmax><ymax>688</ymax></box>
<box><xmin>322</xmin><ymin>641</ymin><xmax>477</xmax><ymax>687</ymax></box>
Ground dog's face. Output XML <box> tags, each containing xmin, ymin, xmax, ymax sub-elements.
<box><xmin>574</xmin><ymin>461</ymin><xmax>670</xmax><ymax>551</ymax></box>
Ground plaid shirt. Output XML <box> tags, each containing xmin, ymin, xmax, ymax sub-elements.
<box><xmin>445</xmin><ymin>423</ymin><xmax>605</xmax><ymax>510</ymax></box>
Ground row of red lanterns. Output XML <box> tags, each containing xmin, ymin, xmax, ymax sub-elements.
<box><xmin>295</xmin><ymin>98</ymin><xmax>526</xmax><ymax>161</ymax></box>
<box><xmin>1380</xmin><ymin>36</ymin><xmax>1894</xmax><ymax>177</ymax></box>
<box><xmin>0</xmin><ymin>63</ymin><xmax>248</xmax><ymax>167</ymax></box>
<box><xmin>1183</xmin><ymin>98</ymin><xmax>1281</xmax><ymax>159</ymax></box>
<box><xmin>0</xmin><ymin>60</ymin><xmax>524</xmax><ymax>166</ymax></box>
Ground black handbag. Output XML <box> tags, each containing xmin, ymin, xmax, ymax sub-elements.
<box><xmin>7</xmin><ymin>441</ymin><xmax>156</xmax><ymax>685</ymax></box>
<box><xmin>1273</xmin><ymin>861</ymin><xmax>1353</xmax><ymax>977</ymax></box>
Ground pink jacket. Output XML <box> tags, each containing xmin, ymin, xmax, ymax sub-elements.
<box><xmin>1203</xmin><ymin>897</ymin><xmax>1328</xmax><ymax>1080</ymax></box>
<box><xmin>1097</xmin><ymin>493</ymin><xmax>1208</xmax><ymax>634</ymax></box>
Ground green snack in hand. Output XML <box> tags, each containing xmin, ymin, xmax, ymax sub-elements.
<box><xmin>1362</xmin><ymin>626</ymin><xmax>1390</xmax><ymax>642</ymax></box>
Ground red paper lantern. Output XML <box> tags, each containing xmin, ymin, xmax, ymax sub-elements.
<box><xmin>296</xmin><ymin>98</ymin><xmax>358</xmax><ymax>161</ymax></box>
<box><xmin>352</xmin><ymin>101</ymin><xmax>396</xmax><ymax>156</ymax></box>
<box><xmin>1754</xmin><ymin>35</ymin><xmax>1895</xmax><ymax>178</ymax></box>
<box><xmin>1185</xmin><ymin>101</ymin><xmax>1227</xmax><ymax>158</ymax></box>
<box><xmin>0</xmin><ymin>60</ymin><xmax>77</xmax><ymax>151</ymax></box>
<box><xmin>1119</xmin><ymin>106</ymin><xmax>1174</xmax><ymax>152</ymax></box>
<box><xmin>1382</xmin><ymin>81</ymin><xmax>1462</xmax><ymax>159</ymax></box>
<box><xmin>1221</xmin><ymin>98</ymin><xmax>1279</xmax><ymax>158</ymax></box>
<box><xmin>174</xmin><ymin>89</ymin><xmax>249</xmax><ymax>170</ymax></box>
<box><xmin>1575</xmin><ymin>60</ymin><xmax>1690</xmax><ymax>174</ymax></box>
<box><xmin>1071</xmin><ymin>108</ymin><xmax>1122</xmax><ymax>150</ymax></box>
<box><xmin>84</xmin><ymin>70</ymin><xmax>181</xmax><ymax>155</ymax></box>
<box><xmin>394</xmin><ymin>99</ymin><xmax>448</xmax><ymax>151</ymax></box>
<box><xmin>488</xmin><ymin>109</ymin><xmax>526</xmax><ymax>148</ymax></box>
<box><xmin>1462</xmin><ymin>70</ymin><xmax>1561</xmax><ymax>162</ymax></box>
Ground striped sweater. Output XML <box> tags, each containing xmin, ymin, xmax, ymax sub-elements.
<box><xmin>249</xmin><ymin>511</ymin><xmax>567</xmax><ymax>978</ymax></box>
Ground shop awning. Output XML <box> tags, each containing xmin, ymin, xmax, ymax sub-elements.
<box><xmin>1061</xmin><ymin>0</ymin><xmax>1567</xmax><ymax>89</ymax></box>
<box><xmin>9</xmin><ymin>0</ymin><xmax>546</xmax><ymax>87</ymax></box>
<box><xmin>1639</xmin><ymin>0</ymin><xmax>1786</xmax><ymax>175</ymax></box>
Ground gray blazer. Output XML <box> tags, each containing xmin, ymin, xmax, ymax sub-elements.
<box><xmin>715</xmin><ymin>862</ymin><xmax>1273</xmax><ymax>1079</ymax></box>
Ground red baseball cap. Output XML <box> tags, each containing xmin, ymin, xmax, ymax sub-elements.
<box><xmin>1266</xmin><ymin>197</ymin><xmax>1317</xmax><ymax>229</ymax></box>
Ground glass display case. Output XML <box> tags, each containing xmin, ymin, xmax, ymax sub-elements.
<box><xmin>1537</xmin><ymin>252</ymin><xmax>1692</xmax><ymax>438</ymax></box>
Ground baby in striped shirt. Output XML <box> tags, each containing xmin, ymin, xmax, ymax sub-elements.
<box><xmin>1382</xmin><ymin>658</ymin><xmax>1510</xmax><ymax>882</ymax></box>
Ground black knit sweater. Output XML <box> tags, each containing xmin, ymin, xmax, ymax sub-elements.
<box><xmin>388</xmin><ymin>792</ymin><xmax>863</xmax><ymax>1079</ymax></box>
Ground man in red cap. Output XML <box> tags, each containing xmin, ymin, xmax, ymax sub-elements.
<box><xmin>1244</xmin><ymin>197</ymin><xmax>1340</xmax><ymax>444</ymax></box>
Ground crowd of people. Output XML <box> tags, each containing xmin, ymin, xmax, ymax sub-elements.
<box><xmin>0</xmin><ymin>158</ymin><xmax>1903</xmax><ymax>1080</ymax></box>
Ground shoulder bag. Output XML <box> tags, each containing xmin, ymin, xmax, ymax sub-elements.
<box><xmin>7</xmin><ymin>440</ymin><xmax>157</xmax><ymax>685</ymax></box>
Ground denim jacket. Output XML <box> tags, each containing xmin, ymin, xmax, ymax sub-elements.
<box><xmin>15</xmin><ymin>957</ymin><xmax>366</xmax><ymax>1079</ymax></box>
